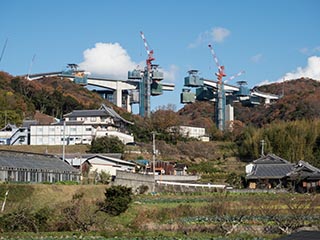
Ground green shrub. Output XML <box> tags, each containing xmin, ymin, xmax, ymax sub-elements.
<box><xmin>98</xmin><ymin>185</ymin><xmax>132</xmax><ymax>216</ymax></box>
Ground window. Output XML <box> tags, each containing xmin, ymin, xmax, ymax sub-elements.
<box><xmin>42</xmin><ymin>172</ymin><xmax>49</xmax><ymax>182</ymax></box>
<box><xmin>90</xmin><ymin>117</ymin><xmax>96</xmax><ymax>122</ymax></box>
<box><xmin>30</xmin><ymin>172</ymin><xmax>37</xmax><ymax>182</ymax></box>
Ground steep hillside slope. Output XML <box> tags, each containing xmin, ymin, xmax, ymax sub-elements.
<box><xmin>0</xmin><ymin>71</ymin><xmax>120</xmax><ymax>127</ymax></box>
<box><xmin>178</xmin><ymin>78</ymin><xmax>320</xmax><ymax>128</ymax></box>
<box><xmin>236</xmin><ymin>78</ymin><xmax>320</xmax><ymax>126</ymax></box>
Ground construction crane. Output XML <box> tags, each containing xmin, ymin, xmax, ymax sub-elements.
<box><xmin>127</xmin><ymin>31</ymin><xmax>165</xmax><ymax>117</ymax></box>
<box><xmin>139</xmin><ymin>31</ymin><xmax>153</xmax><ymax>117</ymax></box>
<box><xmin>140</xmin><ymin>31</ymin><xmax>155</xmax><ymax>72</ymax></box>
<box><xmin>208</xmin><ymin>44</ymin><xmax>245</xmax><ymax>131</ymax></box>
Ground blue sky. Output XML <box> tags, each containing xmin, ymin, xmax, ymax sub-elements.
<box><xmin>1</xmin><ymin>0</ymin><xmax>319</xmax><ymax>113</ymax></box>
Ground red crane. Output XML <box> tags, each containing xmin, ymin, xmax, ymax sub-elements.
<box><xmin>208</xmin><ymin>44</ymin><xmax>245</xmax><ymax>131</ymax></box>
<box><xmin>208</xmin><ymin>44</ymin><xmax>226</xmax><ymax>84</ymax></box>
<box><xmin>140</xmin><ymin>31</ymin><xmax>155</xmax><ymax>72</ymax></box>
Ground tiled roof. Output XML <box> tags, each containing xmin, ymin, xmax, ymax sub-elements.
<box><xmin>287</xmin><ymin>160</ymin><xmax>320</xmax><ymax>180</ymax></box>
<box><xmin>0</xmin><ymin>150</ymin><xmax>79</xmax><ymax>173</ymax></box>
<box><xmin>64</xmin><ymin>110</ymin><xmax>108</xmax><ymax>118</ymax></box>
<box><xmin>247</xmin><ymin>164</ymin><xmax>294</xmax><ymax>179</ymax></box>
<box><xmin>63</xmin><ymin>104</ymin><xmax>133</xmax><ymax>125</ymax></box>
<box><xmin>253</xmin><ymin>153</ymin><xmax>291</xmax><ymax>164</ymax></box>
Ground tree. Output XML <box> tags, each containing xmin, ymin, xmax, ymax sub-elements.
<box><xmin>98</xmin><ymin>185</ymin><xmax>132</xmax><ymax>216</ymax></box>
<box><xmin>88</xmin><ymin>136</ymin><xmax>125</xmax><ymax>153</ymax></box>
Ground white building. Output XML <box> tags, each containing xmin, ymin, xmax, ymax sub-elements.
<box><xmin>82</xmin><ymin>155</ymin><xmax>136</xmax><ymax>176</ymax></box>
<box><xmin>172</xmin><ymin>126</ymin><xmax>209</xmax><ymax>142</ymax></box>
<box><xmin>30</xmin><ymin>123</ymin><xmax>93</xmax><ymax>145</ymax></box>
<box><xmin>30</xmin><ymin>104</ymin><xmax>134</xmax><ymax>145</ymax></box>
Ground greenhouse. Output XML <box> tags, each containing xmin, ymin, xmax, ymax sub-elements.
<box><xmin>0</xmin><ymin>150</ymin><xmax>80</xmax><ymax>183</ymax></box>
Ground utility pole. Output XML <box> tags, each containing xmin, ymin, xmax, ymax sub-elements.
<box><xmin>152</xmin><ymin>131</ymin><xmax>156</xmax><ymax>192</ymax></box>
<box><xmin>260</xmin><ymin>139</ymin><xmax>265</xmax><ymax>156</ymax></box>
<box><xmin>62</xmin><ymin>121</ymin><xmax>66</xmax><ymax>162</ymax></box>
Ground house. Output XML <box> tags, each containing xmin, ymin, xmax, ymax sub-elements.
<box><xmin>81</xmin><ymin>155</ymin><xmax>136</xmax><ymax>177</ymax></box>
<box><xmin>29</xmin><ymin>104</ymin><xmax>134</xmax><ymax>145</ymax></box>
<box><xmin>150</xmin><ymin>161</ymin><xmax>188</xmax><ymax>176</ymax></box>
<box><xmin>174</xmin><ymin>163</ymin><xmax>188</xmax><ymax>176</ymax></box>
<box><xmin>287</xmin><ymin>160</ymin><xmax>320</xmax><ymax>193</ymax></box>
<box><xmin>60</xmin><ymin>153</ymin><xmax>122</xmax><ymax>169</ymax></box>
<box><xmin>169</xmin><ymin>125</ymin><xmax>209</xmax><ymax>142</ymax></box>
<box><xmin>246</xmin><ymin>154</ymin><xmax>320</xmax><ymax>193</ymax></box>
<box><xmin>0</xmin><ymin>150</ymin><xmax>80</xmax><ymax>183</ymax></box>
<box><xmin>245</xmin><ymin>153</ymin><xmax>294</xmax><ymax>189</ymax></box>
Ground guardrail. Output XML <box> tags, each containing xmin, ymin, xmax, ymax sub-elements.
<box><xmin>156</xmin><ymin>180</ymin><xmax>226</xmax><ymax>189</ymax></box>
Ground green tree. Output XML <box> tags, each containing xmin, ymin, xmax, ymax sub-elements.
<box><xmin>98</xmin><ymin>185</ymin><xmax>132</xmax><ymax>216</ymax></box>
<box><xmin>88</xmin><ymin>136</ymin><xmax>125</xmax><ymax>153</ymax></box>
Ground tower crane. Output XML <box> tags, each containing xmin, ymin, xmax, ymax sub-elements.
<box><xmin>127</xmin><ymin>31</ymin><xmax>165</xmax><ymax>117</ymax></box>
<box><xmin>139</xmin><ymin>31</ymin><xmax>154</xmax><ymax>118</ymax></box>
<box><xmin>208</xmin><ymin>44</ymin><xmax>245</xmax><ymax>131</ymax></box>
<box><xmin>181</xmin><ymin>47</ymin><xmax>279</xmax><ymax>132</ymax></box>
<box><xmin>140</xmin><ymin>31</ymin><xmax>155</xmax><ymax>72</ymax></box>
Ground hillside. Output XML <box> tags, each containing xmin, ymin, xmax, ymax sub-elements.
<box><xmin>178</xmin><ymin>78</ymin><xmax>320</xmax><ymax>129</ymax></box>
<box><xmin>2</xmin><ymin>70</ymin><xmax>320</xmax><ymax>131</ymax></box>
<box><xmin>235</xmin><ymin>78</ymin><xmax>320</xmax><ymax>126</ymax></box>
<box><xmin>0</xmin><ymin>71</ymin><xmax>126</xmax><ymax>126</ymax></box>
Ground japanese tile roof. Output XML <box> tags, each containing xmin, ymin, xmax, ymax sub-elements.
<box><xmin>246</xmin><ymin>164</ymin><xmax>294</xmax><ymax>179</ymax></box>
<box><xmin>63</xmin><ymin>104</ymin><xmax>133</xmax><ymax>125</ymax></box>
<box><xmin>253</xmin><ymin>153</ymin><xmax>291</xmax><ymax>164</ymax></box>
<box><xmin>0</xmin><ymin>150</ymin><xmax>79</xmax><ymax>173</ymax></box>
<box><xmin>287</xmin><ymin>160</ymin><xmax>320</xmax><ymax>180</ymax></box>
<box><xmin>64</xmin><ymin>109</ymin><xmax>108</xmax><ymax>118</ymax></box>
<box><xmin>246</xmin><ymin>154</ymin><xmax>294</xmax><ymax>179</ymax></box>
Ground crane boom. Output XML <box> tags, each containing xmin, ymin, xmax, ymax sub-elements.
<box><xmin>140</xmin><ymin>31</ymin><xmax>155</xmax><ymax>70</ymax></box>
<box><xmin>225</xmin><ymin>70</ymin><xmax>245</xmax><ymax>83</ymax></box>
<box><xmin>208</xmin><ymin>44</ymin><xmax>221</xmax><ymax>70</ymax></box>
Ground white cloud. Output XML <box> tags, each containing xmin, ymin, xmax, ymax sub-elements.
<box><xmin>188</xmin><ymin>27</ymin><xmax>231</xmax><ymax>48</ymax></box>
<box><xmin>251</xmin><ymin>54</ymin><xmax>263</xmax><ymax>63</ymax></box>
<box><xmin>280</xmin><ymin>56</ymin><xmax>320</xmax><ymax>81</ymax></box>
<box><xmin>79</xmin><ymin>42</ymin><xmax>178</xmax><ymax>82</ymax></box>
<box><xmin>79</xmin><ymin>42</ymin><xmax>138</xmax><ymax>80</ymax></box>
<box><xmin>258</xmin><ymin>56</ymin><xmax>320</xmax><ymax>86</ymax></box>
<box><xmin>211</xmin><ymin>27</ymin><xmax>230</xmax><ymax>43</ymax></box>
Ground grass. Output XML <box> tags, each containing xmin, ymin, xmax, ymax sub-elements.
<box><xmin>0</xmin><ymin>184</ymin><xmax>319</xmax><ymax>239</ymax></box>
<box><xmin>0</xmin><ymin>144</ymin><xmax>90</xmax><ymax>154</ymax></box>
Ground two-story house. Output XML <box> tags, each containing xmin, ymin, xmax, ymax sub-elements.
<box><xmin>30</xmin><ymin>104</ymin><xmax>134</xmax><ymax>145</ymax></box>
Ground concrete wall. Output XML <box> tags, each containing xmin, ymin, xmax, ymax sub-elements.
<box><xmin>113</xmin><ymin>171</ymin><xmax>155</xmax><ymax>193</ymax></box>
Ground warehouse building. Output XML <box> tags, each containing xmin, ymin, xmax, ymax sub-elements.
<box><xmin>0</xmin><ymin>150</ymin><xmax>80</xmax><ymax>183</ymax></box>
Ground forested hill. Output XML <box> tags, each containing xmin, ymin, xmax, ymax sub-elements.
<box><xmin>235</xmin><ymin>78</ymin><xmax>320</xmax><ymax>126</ymax></box>
<box><xmin>178</xmin><ymin>78</ymin><xmax>320</xmax><ymax>128</ymax></box>
<box><xmin>0</xmin><ymin>71</ymin><xmax>116</xmax><ymax>126</ymax></box>
<box><xmin>1</xmin><ymin>70</ymin><xmax>320</xmax><ymax>131</ymax></box>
